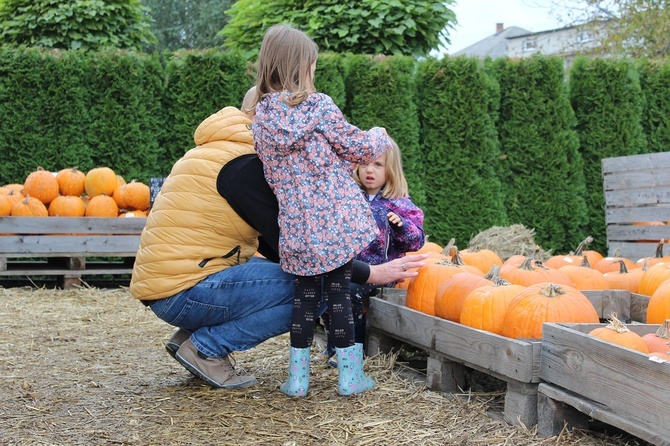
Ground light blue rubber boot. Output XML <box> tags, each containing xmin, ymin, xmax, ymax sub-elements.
<box><xmin>336</xmin><ymin>343</ymin><xmax>375</xmax><ymax>396</ymax></box>
<box><xmin>280</xmin><ymin>347</ymin><xmax>310</xmax><ymax>397</ymax></box>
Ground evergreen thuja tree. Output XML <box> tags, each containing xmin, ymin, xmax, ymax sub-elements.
<box><xmin>569</xmin><ymin>57</ymin><xmax>647</xmax><ymax>254</ymax></box>
<box><xmin>345</xmin><ymin>55</ymin><xmax>425</xmax><ymax>208</ymax></box>
<box><xmin>492</xmin><ymin>55</ymin><xmax>587</xmax><ymax>254</ymax></box>
<box><xmin>637</xmin><ymin>58</ymin><xmax>670</xmax><ymax>154</ymax></box>
<box><xmin>416</xmin><ymin>56</ymin><xmax>507</xmax><ymax>247</ymax></box>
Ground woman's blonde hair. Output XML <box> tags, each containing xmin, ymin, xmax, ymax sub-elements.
<box><xmin>354</xmin><ymin>137</ymin><xmax>409</xmax><ymax>200</ymax></box>
<box><xmin>248</xmin><ymin>24</ymin><xmax>318</xmax><ymax>113</ymax></box>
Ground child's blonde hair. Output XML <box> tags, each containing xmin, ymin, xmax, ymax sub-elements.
<box><xmin>354</xmin><ymin>137</ymin><xmax>409</xmax><ymax>200</ymax></box>
<box><xmin>248</xmin><ymin>24</ymin><xmax>318</xmax><ymax>113</ymax></box>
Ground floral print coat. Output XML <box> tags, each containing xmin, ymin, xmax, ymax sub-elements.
<box><xmin>254</xmin><ymin>92</ymin><xmax>390</xmax><ymax>275</ymax></box>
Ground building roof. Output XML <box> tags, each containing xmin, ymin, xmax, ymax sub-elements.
<box><xmin>453</xmin><ymin>26</ymin><xmax>531</xmax><ymax>58</ymax></box>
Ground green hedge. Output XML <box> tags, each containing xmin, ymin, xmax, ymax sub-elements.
<box><xmin>417</xmin><ymin>56</ymin><xmax>506</xmax><ymax>247</ymax></box>
<box><xmin>2</xmin><ymin>48</ymin><xmax>669</xmax><ymax>255</ymax></box>
<box><xmin>491</xmin><ymin>55</ymin><xmax>587</xmax><ymax>254</ymax></box>
<box><xmin>569</xmin><ymin>57</ymin><xmax>647</xmax><ymax>253</ymax></box>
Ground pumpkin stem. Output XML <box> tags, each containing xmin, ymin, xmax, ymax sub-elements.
<box><xmin>615</xmin><ymin>259</ymin><xmax>630</xmax><ymax>274</ymax></box>
<box><xmin>539</xmin><ymin>283</ymin><xmax>565</xmax><ymax>298</ymax></box>
<box><xmin>440</xmin><ymin>238</ymin><xmax>456</xmax><ymax>257</ymax></box>
<box><xmin>655</xmin><ymin>239</ymin><xmax>665</xmax><ymax>258</ymax></box>
<box><xmin>573</xmin><ymin>236</ymin><xmax>593</xmax><ymax>256</ymax></box>
<box><xmin>520</xmin><ymin>257</ymin><xmax>536</xmax><ymax>271</ymax></box>
<box><xmin>655</xmin><ymin>319</ymin><xmax>670</xmax><ymax>339</ymax></box>
<box><xmin>484</xmin><ymin>264</ymin><xmax>501</xmax><ymax>281</ymax></box>
<box><xmin>578</xmin><ymin>256</ymin><xmax>591</xmax><ymax>268</ymax></box>
<box><xmin>604</xmin><ymin>314</ymin><xmax>630</xmax><ymax>333</ymax></box>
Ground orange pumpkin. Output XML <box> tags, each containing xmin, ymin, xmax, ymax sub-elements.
<box><xmin>545</xmin><ymin>236</ymin><xmax>603</xmax><ymax>270</ymax></box>
<box><xmin>394</xmin><ymin>253</ymin><xmax>447</xmax><ymax>289</ymax></box>
<box><xmin>406</xmin><ymin>259</ymin><xmax>482</xmax><ymax>316</ymax></box>
<box><xmin>55</xmin><ymin>167</ymin><xmax>86</xmax><ymax>197</ymax></box>
<box><xmin>121</xmin><ymin>180</ymin><xmax>150</xmax><ymax>211</ymax></box>
<box><xmin>647</xmin><ymin>279</ymin><xmax>670</xmax><ymax>324</ymax></box>
<box><xmin>118</xmin><ymin>210</ymin><xmax>147</xmax><ymax>218</ymax></box>
<box><xmin>11</xmin><ymin>195</ymin><xmax>48</xmax><ymax>217</ymax></box>
<box><xmin>641</xmin><ymin>319</ymin><xmax>670</xmax><ymax>353</ymax></box>
<box><xmin>589</xmin><ymin>315</ymin><xmax>649</xmax><ymax>354</ymax></box>
<box><xmin>23</xmin><ymin>167</ymin><xmax>59</xmax><ymax>205</ymax></box>
<box><xmin>603</xmin><ymin>259</ymin><xmax>644</xmax><ymax>293</ymax></box>
<box><xmin>460</xmin><ymin>280</ymin><xmax>527</xmax><ymax>335</ymax></box>
<box><xmin>594</xmin><ymin>255</ymin><xmax>635</xmax><ymax>274</ymax></box>
<box><xmin>85</xmin><ymin>167</ymin><xmax>118</xmax><ymax>197</ymax></box>
<box><xmin>500</xmin><ymin>258</ymin><xmax>573</xmax><ymax>287</ymax></box>
<box><xmin>558</xmin><ymin>256</ymin><xmax>609</xmax><ymax>290</ymax></box>
<box><xmin>1</xmin><ymin>189</ymin><xmax>25</xmax><ymax>208</ymax></box>
<box><xmin>501</xmin><ymin>282</ymin><xmax>599</xmax><ymax>339</ymax></box>
<box><xmin>434</xmin><ymin>271</ymin><xmax>492</xmax><ymax>322</ymax></box>
<box><xmin>639</xmin><ymin>264</ymin><xmax>670</xmax><ymax>296</ymax></box>
<box><xmin>48</xmin><ymin>195</ymin><xmax>86</xmax><ymax>217</ymax></box>
<box><xmin>459</xmin><ymin>246</ymin><xmax>503</xmax><ymax>274</ymax></box>
<box><xmin>84</xmin><ymin>195</ymin><xmax>119</xmax><ymax>217</ymax></box>
<box><xmin>2</xmin><ymin>183</ymin><xmax>24</xmax><ymax>194</ymax></box>
<box><xmin>0</xmin><ymin>194</ymin><xmax>11</xmax><ymax>216</ymax></box>
<box><xmin>413</xmin><ymin>241</ymin><xmax>443</xmax><ymax>255</ymax></box>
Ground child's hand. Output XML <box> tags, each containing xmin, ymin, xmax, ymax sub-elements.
<box><xmin>387</xmin><ymin>212</ymin><xmax>403</xmax><ymax>227</ymax></box>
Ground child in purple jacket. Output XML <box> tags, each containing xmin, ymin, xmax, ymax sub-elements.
<box><xmin>321</xmin><ymin>137</ymin><xmax>425</xmax><ymax>363</ymax></box>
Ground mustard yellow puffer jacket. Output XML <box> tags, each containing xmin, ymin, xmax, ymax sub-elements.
<box><xmin>130</xmin><ymin>107</ymin><xmax>258</xmax><ymax>301</ymax></box>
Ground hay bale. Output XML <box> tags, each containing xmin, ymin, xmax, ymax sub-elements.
<box><xmin>467</xmin><ymin>224</ymin><xmax>551</xmax><ymax>261</ymax></box>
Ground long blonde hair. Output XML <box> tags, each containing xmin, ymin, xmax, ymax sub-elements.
<box><xmin>354</xmin><ymin>137</ymin><xmax>409</xmax><ymax>200</ymax></box>
<box><xmin>249</xmin><ymin>24</ymin><xmax>318</xmax><ymax>113</ymax></box>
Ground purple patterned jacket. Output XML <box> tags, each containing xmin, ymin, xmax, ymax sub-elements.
<box><xmin>253</xmin><ymin>92</ymin><xmax>390</xmax><ymax>275</ymax></box>
<box><xmin>356</xmin><ymin>192</ymin><xmax>425</xmax><ymax>266</ymax></box>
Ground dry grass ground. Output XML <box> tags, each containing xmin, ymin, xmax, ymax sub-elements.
<box><xmin>0</xmin><ymin>286</ymin><xmax>649</xmax><ymax>446</ymax></box>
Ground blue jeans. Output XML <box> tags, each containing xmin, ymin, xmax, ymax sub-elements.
<box><xmin>148</xmin><ymin>257</ymin><xmax>295</xmax><ymax>358</ymax></box>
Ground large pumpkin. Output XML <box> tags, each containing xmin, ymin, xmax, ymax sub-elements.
<box><xmin>501</xmin><ymin>282</ymin><xmax>599</xmax><ymax>339</ymax></box>
<box><xmin>459</xmin><ymin>246</ymin><xmax>503</xmax><ymax>275</ymax></box>
<box><xmin>434</xmin><ymin>271</ymin><xmax>492</xmax><ymax>322</ymax></box>
<box><xmin>603</xmin><ymin>260</ymin><xmax>645</xmax><ymax>293</ymax></box>
<box><xmin>594</xmin><ymin>255</ymin><xmax>635</xmax><ymax>274</ymax></box>
<box><xmin>85</xmin><ymin>167</ymin><xmax>118</xmax><ymax>198</ymax></box>
<box><xmin>639</xmin><ymin>264</ymin><xmax>670</xmax><ymax>296</ymax></box>
<box><xmin>23</xmin><ymin>167</ymin><xmax>59</xmax><ymax>205</ymax></box>
<box><xmin>406</xmin><ymin>260</ymin><xmax>482</xmax><ymax>316</ymax></box>
<box><xmin>646</xmin><ymin>279</ymin><xmax>670</xmax><ymax>323</ymax></box>
<box><xmin>118</xmin><ymin>180</ymin><xmax>150</xmax><ymax>211</ymax></box>
<box><xmin>589</xmin><ymin>315</ymin><xmax>649</xmax><ymax>354</ymax></box>
<box><xmin>500</xmin><ymin>258</ymin><xmax>573</xmax><ymax>287</ymax></box>
<box><xmin>558</xmin><ymin>257</ymin><xmax>609</xmax><ymax>290</ymax></box>
<box><xmin>460</xmin><ymin>279</ymin><xmax>526</xmax><ymax>335</ymax></box>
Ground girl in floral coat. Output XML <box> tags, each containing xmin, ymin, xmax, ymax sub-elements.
<box><xmin>249</xmin><ymin>24</ymin><xmax>391</xmax><ymax>398</ymax></box>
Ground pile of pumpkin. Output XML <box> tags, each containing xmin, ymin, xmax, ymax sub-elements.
<box><xmin>0</xmin><ymin>167</ymin><xmax>150</xmax><ymax>218</ymax></box>
<box><xmin>400</xmin><ymin>236</ymin><xmax>670</xmax><ymax>359</ymax></box>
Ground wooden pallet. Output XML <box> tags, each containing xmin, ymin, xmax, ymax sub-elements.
<box><xmin>539</xmin><ymin>322</ymin><xmax>669</xmax><ymax>446</ymax></box>
<box><xmin>0</xmin><ymin>216</ymin><xmax>145</xmax><ymax>289</ymax></box>
<box><xmin>365</xmin><ymin>288</ymin><xmax>651</xmax><ymax>429</ymax></box>
<box><xmin>602</xmin><ymin>151</ymin><xmax>670</xmax><ymax>260</ymax></box>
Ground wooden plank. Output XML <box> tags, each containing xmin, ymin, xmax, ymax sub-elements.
<box><xmin>540</xmin><ymin>322</ymin><xmax>669</xmax><ymax>441</ymax></box>
<box><xmin>630</xmin><ymin>293</ymin><xmax>650</xmax><ymax>323</ymax></box>
<box><xmin>367</xmin><ymin>296</ymin><xmax>540</xmax><ymax>383</ymax></box>
<box><xmin>0</xmin><ymin>217</ymin><xmax>146</xmax><ymax>234</ymax></box>
<box><xmin>602</xmin><ymin>152</ymin><xmax>670</xmax><ymax>174</ymax></box>
<box><xmin>581</xmin><ymin>290</ymin><xmax>630</xmax><ymax>321</ymax></box>
<box><xmin>538</xmin><ymin>383</ymin><xmax>668</xmax><ymax>446</ymax></box>
<box><xmin>603</xmin><ymin>185</ymin><xmax>670</xmax><ymax>206</ymax></box>
<box><xmin>2</xmin><ymin>235</ymin><xmax>140</xmax><ymax>257</ymax></box>
<box><xmin>605</xmin><ymin>241</ymin><xmax>662</xmax><ymax>260</ymax></box>
<box><xmin>605</xmin><ymin>206</ymin><xmax>670</xmax><ymax>224</ymax></box>
<box><xmin>603</xmin><ymin>170</ymin><xmax>670</xmax><ymax>192</ymax></box>
<box><xmin>606</xmin><ymin>224</ymin><xmax>669</xmax><ymax>241</ymax></box>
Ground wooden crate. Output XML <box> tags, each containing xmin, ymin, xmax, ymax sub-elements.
<box><xmin>602</xmin><ymin>151</ymin><xmax>670</xmax><ymax>260</ymax></box>
<box><xmin>539</xmin><ymin>322</ymin><xmax>669</xmax><ymax>446</ymax></box>
<box><xmin>366</xmin><ymin>289</ymin><xmax>542</xmax><ymax>427</ymax></box>
<box><xmin>0</xmin><ymin>216</ymin><xmax>145</xmax><ymax>289</ymax></box>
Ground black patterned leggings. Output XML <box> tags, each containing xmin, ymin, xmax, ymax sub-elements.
<box><xmin>290</xmin><ymin>260</ymin><xmax>354</xmax><ymax>349</ymax></box>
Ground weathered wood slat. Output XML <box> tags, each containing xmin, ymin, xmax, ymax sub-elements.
<box><xmin>537</xmin><ymin>383</ymin><xmax>669</xmax><ymax>446</ymax></box>
<box><xmin>601</xmin><ymin>242</ymin><xmax>661</xmax><ymax>261</ymax></box>
<box><xmin>540</xmin><ymin>322</ymin><xmax>669</xmax><ymax>443</ymax></box>
<box><xmin>605</xmin><ymin>206</ymin><xmax>670</xmax><ymax>224</ymax></box>
<box><xmin>604</xmin><ymin>185</ymin><xmax>670</xmax><ymax>206</ymax></box>
<box><xmin>2</xmin><ymin>235</ymin><xmax>141</xmax><ymax>257</ymax></box>
<box><xmin>606</xmin><ymin>224</ymin><xmax>669</xmax><ymax>240</ymax></box>
<box><xmin>603</xmin><ymin>170</ymin><xmax>670</xmax><ymax>191</ymax></box>
<box><xmin>0</xmin><ymin>267</ymin><xmax>133</xmax><ymax>277</ymax></box>
<box><xmin>602</xmin><ymin>152</ymin><xmax>670</xmax><ymax>173</ymax></box>
<box><xmin>0</xmin><ymin>217</ymin><xmax>146</xmax><ymax>234</ymax></box>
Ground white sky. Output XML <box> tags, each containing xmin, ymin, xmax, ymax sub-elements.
<box><xmin>444</xmin><ymin>0</ymin><xmax>566</xmax><ymax>54</ymax></box>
